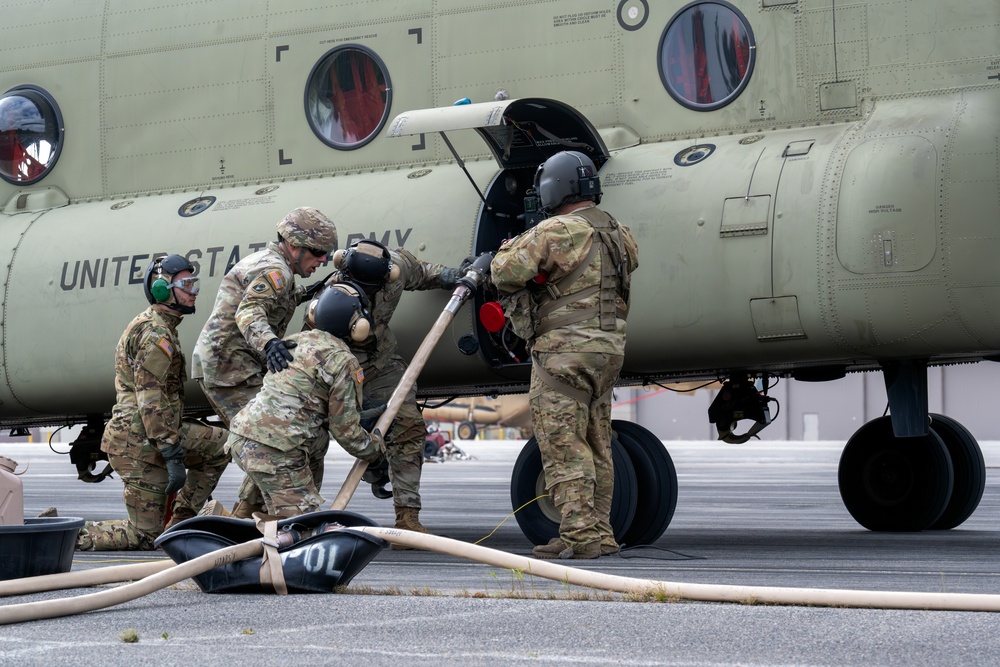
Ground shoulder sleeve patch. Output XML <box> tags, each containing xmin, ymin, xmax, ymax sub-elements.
<box><xmin>156</xmin><ymin>337</ymin><xmax>174</xmax><ymax>359</ymax></box>
<box><xmin>247</xmin><ymin>274</ymin><xmax>275</xmax><ymax>296</ymax></box>
<box><xmin>265</xmin><ymin>270</ymin><xmax>286</xmax><ymax>291</ymax></box>
<box><xmin>356</xmin><ymin>367</ymin><xmax>364</xmax><ymax>384</ymax></box>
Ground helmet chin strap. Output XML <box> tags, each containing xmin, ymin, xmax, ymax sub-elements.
<box><xmin>164</xmin><ymin>288</ymin><xmax>195</xmax><ymax>315</ymax></box>
<box><xmin>280</xmin><ymin>241</ymin><xmax>310</xmax><ymax>278</ymax></box>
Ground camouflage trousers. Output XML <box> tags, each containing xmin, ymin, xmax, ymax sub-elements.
<box><xmin>197</xmin><ymin>378</ymin><xmax>267</xmax><ymax>510</ymax></box>
<box><xmin>77</xmin><ymin>421</ymin><xmax>229</xmax><ymax>551</ymax></box>
<box><xmin>228</xmin><ymin>433</ymin><xmax>327</xmax><ymax>516</ymax></box>
<box><xmin>361</xmin><ymin>355</ymin><xmax>426</xmax><ymax>509</ymax></box>
<box><xmin>529</xmin><ymin>350</ymin><xmax>623</xmax><ymax>552</ymax></box>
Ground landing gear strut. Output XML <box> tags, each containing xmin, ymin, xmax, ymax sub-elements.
<box><xmin>68</xmin><ymin>417</ymin><xmax>112</xmax><ymax>483</ymax></box>
<box><xmin>708</xmin><ymin>377</ymin><xmax>778</xmax><ymax>444</ymax></box>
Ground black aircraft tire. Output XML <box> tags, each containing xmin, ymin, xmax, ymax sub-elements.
<box><xmin>613</xmin><ymin>420</ymin><xmax>677</xmax><ymax>547</ymax></box>
<box><xmin>510</xmin><ymin>436</ymin><xmax>638</xmax><ymax>546</ymax></box>
<box><xmin>927</xmin><ymin>414</ymin><xmax>985</xmax><ymax>530</ymax></box>
<box><xmin>838</xmin><ymin>416</ymin><xmax>953</xmax><ymax>531</ymax></box>
<box><xmin>424</xmin><ymin>439</ymin><xmax>440</xmax><ymax>458</ymax></box>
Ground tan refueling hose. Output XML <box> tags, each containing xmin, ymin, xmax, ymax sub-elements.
<box><xmin>358</xmin><ymin>527</ymin><xmax>1000</xmax><ymax>612</ymax></box>
<box><xmin>331</xmin><ymin>258</ymin><xmax>492</xmax><ymax>510</ymax></box>
<box><xmin>4</xmin><ymin>527</ymin><xmax>1000</xmax><ymax>624</ymax></box>
<box><xmin>0</xmin><ymin>539</ymin><xmax>264</xmax><ymax>625</ymax></box>
<box><xmin>0</xmin><ymin>560</ymin><xmax>172</xmax><ymax>597</ymax></box>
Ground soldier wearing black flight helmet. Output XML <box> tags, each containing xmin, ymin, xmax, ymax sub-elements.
<box><xmin>491</xmin><ymin>150</ymin><xmax>639</xmax><ymax>561</ymax></box>
<box><xmin>312</xmin><ymin>238</ymin><xmax>465</xmax><ymax>545</ymax></box>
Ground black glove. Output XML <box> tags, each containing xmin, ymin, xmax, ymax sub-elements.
<box><xmin>360</xmin><ymin>453</ymin><xmax>388</xmax><ymax>484</ymax></box>
<box><xmin>459</xmin><ymin>255</ymin><xmax>477</xmax><ymax>273</ymax></box>
<box><xmin>360</xmin><ymin>430</ymin><xmax>392</xmax><ymax>499</ymax></box>
<box><xmin>264</xmin><ymin>338</ymin><xmax>297</xmax><ymax>373</ymax></box>
<box><xmin>439</xmin><ymin>267</ymin><xmax>462</xmax><ymax>290</ymax></box>
<box><xmin>161</xmin><ymin>443</ymin><xmax>187</xmax><ymax>495</ymax></box>
<box><xmin>303</xmin><ymin>280</ymin><xmax>326</xmax><ymax>301</ymax></box>
<box><xmin>359</xmin><ymin>399</ymin><xmax>387</xmax><ymax>432</ymax></box>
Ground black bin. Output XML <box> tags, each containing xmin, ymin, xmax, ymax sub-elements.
<box><xmin>0</xmin><ymin>517</ymin><xmax>84</xmax><ymax>581</ymax></box>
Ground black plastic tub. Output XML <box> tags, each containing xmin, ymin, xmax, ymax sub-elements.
<box><xmin>0</xmin><ymin>517</ymin><xmax>84</xmax><ymax>581</ymax></box>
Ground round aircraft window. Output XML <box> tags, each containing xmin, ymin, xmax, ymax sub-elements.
<box><xmin>0</xmin><ymin>86</ymin><xmax>64</xmax><ymax>185</ymax></box>
<box><xmin>658</xmin><ymin>1</ymin><xmax>755</xmax><ymax>111</ymax></box>
<box><xmin>305</xmin><ymin>45</ymin><xmax>391</xmax><ymax>151</ymax></box>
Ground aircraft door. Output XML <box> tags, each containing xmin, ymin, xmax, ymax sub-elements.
<box><xmin>385</xmin><ymin>97</ymin><xmax>610</xmax><ymax>376</ymax></box>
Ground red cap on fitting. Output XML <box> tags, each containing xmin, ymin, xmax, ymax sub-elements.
<box><xmin>479</xmin><ymin>302</ymin><xmax>506</xmax><ymax>333</ymax></box>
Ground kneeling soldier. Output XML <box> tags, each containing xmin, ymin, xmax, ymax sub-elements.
<box><xmin>228</xmin><ymin>284</ymin><xmax>386</xmax><ymax>517</ymax></box>
<box><xmin>78</xmin><ymin>255</ymin><xmax>229</xmax><ymax>551</ymax></box>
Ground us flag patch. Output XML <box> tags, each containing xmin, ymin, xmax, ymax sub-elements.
<box><xmin>265</xmin><ymin>270</ymin><xmax>285</xmax><ymax>291</ymax></box>
<box><xmin>157</xmin><ymin>338</ymin><xmax>173</xmax><ymax>358</ymax></box>
<box><xmin>356</xmin><ymin>368</ymin><xmax>364</xmax><ymax>384</ymax></box>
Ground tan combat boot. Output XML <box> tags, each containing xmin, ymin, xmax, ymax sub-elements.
<box><xmin>392</xmin><ymin>506</ymin><xmax>431</xmax><ymax>550</ymax></box>
<box><xmin>197</xmin><ymin>498</ymin><xmax>231</xmax><ymax>517</ymax></box>
<box><xmin>231</xmin><ymin>500</ymin><xmax>264</xmax><ymax>519</ymax></box>
<box><xmin>531</xmin><ymin>536</ymin><xmax>600</xmax><ymax>560</ymax></box>
<box><xmin>164</xmin><ymin>507</ymin><xmax>196</xmax><ymax>530</ymax></box>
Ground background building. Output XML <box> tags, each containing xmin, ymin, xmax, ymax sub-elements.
<box><xmin>613</xmin><ymin>363</ymin><xmax>1000</xmax><ymax>441</ymax></box>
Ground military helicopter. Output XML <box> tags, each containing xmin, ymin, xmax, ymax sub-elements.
<box><xmin>0</xmin><ymin>0</ymin><xmax>997</xmax><ymax>545</ymax></box>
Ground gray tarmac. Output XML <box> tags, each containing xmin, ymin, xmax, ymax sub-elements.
<box><xmin>2</xmin><ymin>438</ymin><xmax>1000</xmax><ymax>666</ymax></box>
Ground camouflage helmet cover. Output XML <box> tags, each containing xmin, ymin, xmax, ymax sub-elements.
<box><xmin>276</xmin><ymin>207</ymin><xmax>338</xmax><ymax>252</ymax></box>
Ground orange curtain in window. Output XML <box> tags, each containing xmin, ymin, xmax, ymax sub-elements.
<box><xmin>330</xmin><ymin>52</ymin><xmax>386</xmax><ymax>143</ymax></box>
<box><xmin>692</xmin><ymin>9</ymin><xmax>713</xmax><ymax>105</ymax></box>
<box><xmin>731</xmin><ymin>16</ymin><xmax>749</xmax><ymax>79</ymax></box>
<box><xmin>0</xmin><ymin>133</ymin><xmax>43</xmax><ymax>181</ymax></box>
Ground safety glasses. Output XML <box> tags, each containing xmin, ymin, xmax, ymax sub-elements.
<box><xmin>306</xmin><ymin>247</ymin><xmax>329</xmax><ymax>258</ymax></box>
<box><xmin>168</xmin><ymin>276</ymin><xmax>200</xmax><ymax>295</ymax></box>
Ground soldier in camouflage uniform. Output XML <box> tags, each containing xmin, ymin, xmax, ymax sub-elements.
<box><xmin>77</xmin><ymin>254</ymin><xmax>229</xmax><ymax>551</ymax></box>
<box><xmin>228</xmin><ymin>284</ymin><xmax>385</xmax><ymax>516</ymax></box>
<box><xmin>317</xmin><ymin>239</ymin><xmax>463</xmax><ymax>545</ymax></box>
<box><xmin>191</xmin><ymin>207</ymin><xmax>337</xmax><ymax>517</ymax></box>
<box><xmin>491</xmin><ymin>151</ymin><xmax>638</xmax><ymax>560</ymax></box>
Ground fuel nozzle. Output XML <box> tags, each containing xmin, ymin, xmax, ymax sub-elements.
<box><xmin>457</xmin><ymin>251</ymin><xmax>495</xmax><ymax>290</ymax></box>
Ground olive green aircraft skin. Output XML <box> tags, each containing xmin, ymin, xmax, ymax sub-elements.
<box><xmin>0</xmin><ymin>0</ymin><xmax>997</xmax><ymax>425</ymax></box>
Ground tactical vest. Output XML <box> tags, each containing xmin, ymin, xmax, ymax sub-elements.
<box><xmin>507</xmin><ymin>206</ymin><xmax>630</xmax><ymax>340</ymax></box>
